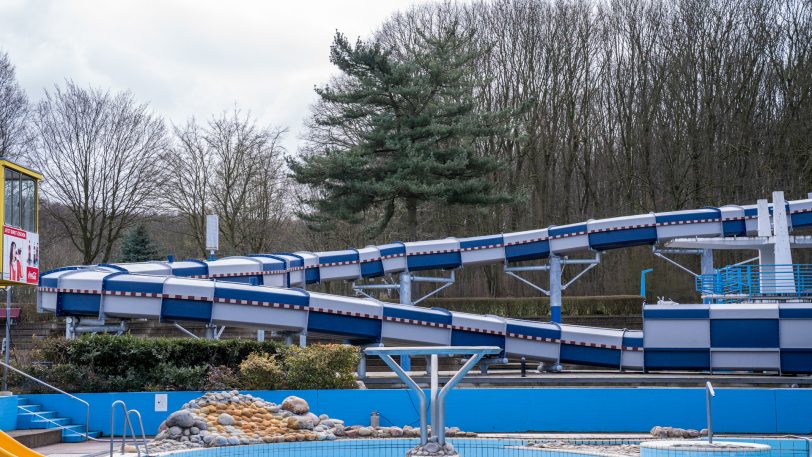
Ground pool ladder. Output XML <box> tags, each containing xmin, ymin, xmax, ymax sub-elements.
<box><xmin>110</xmin><ymin>400</ymin><xmax>149</xmax><ymax>457</ymax></box>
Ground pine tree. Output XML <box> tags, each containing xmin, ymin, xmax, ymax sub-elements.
<box><xmin>118</xmin><ymin>224</ymin><xmax>160</xmax><ymax>262</ymax></box>
<box><xmin>289</xmin><ymin>23</ymin><xmax>515</xmax><ymax>240</ymax></box>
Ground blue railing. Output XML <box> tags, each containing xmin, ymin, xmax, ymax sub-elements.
<box><xmin>696</xmin><ymin>264</ymin><xmax>812</xmax><ymax>303</ymax></box>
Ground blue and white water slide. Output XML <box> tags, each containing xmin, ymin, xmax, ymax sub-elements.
<box><xmin>38</xmin><ymin>197</ymin><xmax>812</xmax><ymax>373</ymax></box>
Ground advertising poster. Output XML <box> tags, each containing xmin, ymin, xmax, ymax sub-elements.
<box><xmin>3</xmin><ymin>225</ymin><xmax>39</xmax><ymax>285</ymax></box>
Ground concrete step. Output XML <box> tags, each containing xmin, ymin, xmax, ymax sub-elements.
<box><xmin>6</xmin><ymin>429</ymin><xmax>62</xmax><ymax>448</ymax></box>
<box><xmin>61</xmin><ymin>425</ymin><xmax>101</xmax><ymax>442</ymax></box>
<box><xmin>16</xmin><ymin>411</ymin><xmax>57</xmax><ymax>428</ymax></box>
<box><xmin>29</xmin><ymin>417</ymin><xmax>70</xmax><ymax>429</ymax></box>
<box><xmin>17</xmin><ymin>404</ymin><xmax>41</xmax><ymax>412</ymax></box>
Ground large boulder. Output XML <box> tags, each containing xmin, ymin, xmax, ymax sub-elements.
<box><xmin>281</xmin><ymin>396</ymin><xmax>310</xmax><ymax>415</ymax></box>
<box><xmin>167</xmin><ymin>410</ymin><xmax>196</xmax><ymax>428</ymax></box>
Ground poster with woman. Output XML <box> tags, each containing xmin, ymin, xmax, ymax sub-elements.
<box><xmin>3</xmin><ymin>225</ymin><xmax>39</xmax><ymax>284</ymax></box>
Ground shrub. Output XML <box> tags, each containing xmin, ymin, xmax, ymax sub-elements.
<box><xmin>238</xmin><ymin>352</ymin><xmax>285</xmax><ymax>390</ymax></box>
<box><xmin>18</xmin><ymin>336</ymin><xmax>361</xmax><ymax>393</ymax></box>
<box><xmin>205</xmin><ymin>365</ymin><xmax>240</xmax><ymax>391</ymax></box>
<box><xmin>285</xmin><ymin>344</ymin><xmax>359</xmax><ymax>390</ymax></box>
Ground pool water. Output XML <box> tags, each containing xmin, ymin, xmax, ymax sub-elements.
<box><xmin>160</xmin><ymin>437</ymin><xmax>809</xmax><ymax>457</ymax></box>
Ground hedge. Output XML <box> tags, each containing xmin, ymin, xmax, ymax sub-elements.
<box><xmin>10</xmin><ymin>335</ymin><xmax>359</xmax><ymax>393</ymax></box>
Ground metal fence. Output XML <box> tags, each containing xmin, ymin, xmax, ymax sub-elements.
<box><xmin>696</xmin><ymin>264</ymin><xmax>812</xmax><ymax>303</ymax></box>
<box><xmin>152</xmin><ymin>437</ymin><xmax>809</xmax><ymax>457</ymax></box>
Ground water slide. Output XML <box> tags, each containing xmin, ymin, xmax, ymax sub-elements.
<box><xmin>0</xmin><ymin>432</ymin><xmax>46</xmax><ymax>457</ymax></box>
<box><xmin>37</xmin><ymin>197</ymin><xmax>812</xmax><ymax>373</ymax></box>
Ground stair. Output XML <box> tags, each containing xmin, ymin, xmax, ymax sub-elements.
<box><xmin>15</xmin><ymin>397</ymin><xmax>101</xmax><ymax>443</ymax></box>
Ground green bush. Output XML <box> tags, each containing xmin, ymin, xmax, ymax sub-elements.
<box><xmin>238</xmin><ymin>352</ymin><xmax>285</xmax><ymax>390</ymax></box>
<box><xmin>205</xmin><ymin>365</ymin><xmax>240</xmax><ymax>391</ymax></box>
<box><xmin>13</xmin><ymin>335</ymin><xmax>359</xmax><ymax>393</ymax></box>
<box><xmin>285</xmin><ymin>344</ymin><xmax>359</xmax><ymax>390</ymax></box>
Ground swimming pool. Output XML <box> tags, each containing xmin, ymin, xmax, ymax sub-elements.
<box><xmin>158</xmin><ymin>438</ymin><xmax>810</xmax><ymax>457</ymax></box>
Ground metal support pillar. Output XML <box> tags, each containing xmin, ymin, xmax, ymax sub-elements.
<box><xmin>2</xmin><ymin>287</ymin><xmax>10</xmax><ymax>390</ymax></box>
<box><xmin>701</xmin><ymin>250</ymin><xmax>714</xmax><ymax>276</ymax></box>
<box><xmin>298</xmin><ymin>332</ymin><xmax>307</xmax><ymax>348</ymax></box>
<box><xmin>257</xmin><ymin>330</ymin><xmax>265</xmax><ymax>342</ymax></box>
<box><xmin>204</xmin><ymin>324</ymin><xmax>217</xmax><ymax>340</ymax></box>
<box><xmin>399</xmin><ymin>272</ymin><xmax>412</xmax><ymax>305</ymax></box>
<box><xmin>399</xmin><ymin>273</ymin><xmax>412</xmax><ymax>371</ymax></box>
<box><xmin>505</xmin><ymin>254</ymin><xmax>600</xmax><ymax>323</ymax></box>
<box><xmin>365</xmin><ymin>346</ymin><xmax>500</xmax><ymax>450</ymax></box>
<box><xmin>549</xmin><ymin>255</ymin><xmax>562</xmax><ymax>323</ymax></box>
<box><xmin>65</xmin><ymin>316</ymin><xmax>76</xmax><ymax>340</ymax></box>
<box><xmin>772</xmin><ymin>191</ymin><xmax>796</xmax><ymax>293</ymax></box>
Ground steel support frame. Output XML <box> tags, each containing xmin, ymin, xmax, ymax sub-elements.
<box><xmin>504</xmin><ymin>253</ymin><xmax>601</xmax><ymax>323</ymax></box>
<box><xmin>364</xmin><ymin>346</ymin><xmax>501</xmax><ymax>447</ymax></box>
<box><xmin>352</xmin><ymin>271</ymin><xmax>456</xmax><ymax>306</ymax></box>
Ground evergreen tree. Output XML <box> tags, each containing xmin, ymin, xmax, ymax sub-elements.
<box><xmin>289</xmin><ymin>23</ymin><xmax>515</xmax><ymax>239</ymax></box>
<box><xmin>118</xmin><ymin>224</ymin><xmax>160</xmax><ymax>262</ymax></box>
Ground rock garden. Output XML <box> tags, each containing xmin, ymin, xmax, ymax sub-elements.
<box><xmin>148</xmin><ymin>391</ymin><xmax>475</xmax><ymax>453</ymax></box>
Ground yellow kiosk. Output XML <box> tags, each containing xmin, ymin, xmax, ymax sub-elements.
<box><xmin>0</xmin><ymin>159</ymin><xmax>41</xmax><ymax>287</ymax></box>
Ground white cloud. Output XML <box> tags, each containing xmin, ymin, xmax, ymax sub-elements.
<box><xmin>0</xmin><ymin>0</ymin><xmax>436</xmax><ymax>154</ymax></box>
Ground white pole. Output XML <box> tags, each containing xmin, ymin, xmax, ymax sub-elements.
<box><xmin>2</xmin><ymin>287</ymin><xmax>10</xmax><ymax>390</ymax></box>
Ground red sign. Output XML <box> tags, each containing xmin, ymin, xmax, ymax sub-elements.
<box><xmin>26</xmin><ymin>267</ymin><xmax>38</xmax><ymax>283</ymax></box>
<box><xmin>3</xmin><ymin>226</ymin><xmax>26</xmax><ymax>239</ymax></box>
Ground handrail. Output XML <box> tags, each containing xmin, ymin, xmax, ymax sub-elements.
<box><xmin>111</xmin><ymin>400</ymin><xmax>149</xmax><ymax>457</ymax></box>
<box><xmin>127</xmin><ymin>408</ymin><xmax>149</xmax><ymax>456</ymax></box>
<box><xmin>0</xmin><ymin>360</ymin><xmax>90</xmax><ymax>440</ymax></box>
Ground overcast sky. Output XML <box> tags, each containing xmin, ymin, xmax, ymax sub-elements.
<box><xmin>0</xmin><ymin>0</ymin><xmax>436</xmax><ymax>154</ymax></box>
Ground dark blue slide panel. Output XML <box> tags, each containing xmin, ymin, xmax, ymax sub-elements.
<box><xmin>505</xmin><ymin>240</ymin><xmax>550</xmax><ymax>262</ymax></box>
<box><xmin>451</xmin><ymin>330</ymin><xmax>505</xmax><ymax>351</ymax></box>
<box><xmin>710</xmin><ymin>319</ymin><xmax>779</xmax><ymax>348</ymax></box>
<box><xmin>722</xmin><ymin>220</ymin><xmax>747</xmax><ymax>236</ymax></box>
<box><xmin>781</xmin><ymin>349</ymin><xmax>812</xmax><ymax>374</ymax></box>
<box><xmin>588</xmin><ymin>227</ymin><xmax>657</xmax><ymax>251</ymax></box>
<box><xmin>105</xmin><ymin>278</ymin><xmax>164</xmax><ymax>294</ymax></box>
<box><xmin>161</xmin><ymin>298</ymin><xmax>212</xmax><ymax>322</ymax></box>
<box><xmin>791</xmin><ymin>211</ymin><xmax>812</xmax><ymax>228</ymax></box>
<box><xmin>58</xmin><ymin>294</ymin><xmax>101</xmax><ymax>316</ymax></box>
<box><xmin>560</xmin><ymin>345</ymin><xmax>621</xmax><ymax>368</ymax></box>
<box><xmin>622</xmin><ymin>334</ymin><xmax>643</xmax><ymax>348</ymax></box>
<box><xmin>307</xmin><ymin>312</ymin><xmax>381</xmax><ymax>341</ymax></box>
<box><xmin>645</xmin><ymin>349</ymin><xmax>710</xmax><ymax>370</ymax></box>
<box><xmin>643</xmin><ymin>308</ymin><xmax>710</xmax><ymax>319</ymax></box>
<box><xmin>406</xmin><ymin>252</ymin><xmax>462</xmax><ymax>271</ymax></box>
<box><xmin>305</xmin><ymin>267</ymin><xmax>320</xmax><ymax>284</ymax></box>
<box><xmin>360</xmin><ymin>260</ymin><xmax>384</xmax><ymax>278</ymax></box>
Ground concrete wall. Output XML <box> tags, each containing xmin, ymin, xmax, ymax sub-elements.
<box><xmin>23</xmin><ymin>388</ymin><xmax>812</xmax><ymax>436</ymax></box>
<box><xmin>0</xmin><ymin>395</ymin><xmax>18</xmax><ymax>430</ymax></box>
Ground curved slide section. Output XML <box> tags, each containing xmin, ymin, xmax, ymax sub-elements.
<box><xmin>38</xmin><ymin>269</ymin><xmax>645</xmax><ymax>370</ymax></box>
<box><xmin>36</xmin><ymin>196</ymin><xmax>812</xmax><ymax>373</ymax></box>
<box><xmin>83</xmin><ymin>198</ymin><xmax>812</xmax><ymax>287</ymax></box>
<box><xmin>0</xmin><ymin>432</ymin><xmax>46</xmax><ymax>457</ymax></box>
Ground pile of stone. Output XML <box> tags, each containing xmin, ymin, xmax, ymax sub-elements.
<box><xmin>407</xmin><ymin>441</ymin><xmax>458</xmax><ymax>457</ymax></box>
<box><xmin>526</xmin><ymin>440</ymin><xmax>639</xmax><ymax>457</ymax></box>
<box><xmin>338</xmin><ymin>425</ymin><xmax>475</xmax><ymax>439</ymax></box>
<box><xmin>147</xmin><ymin>391</ymin><xmax>475</xmax><ymax>453</ymax></box>
<box><xmin>148</xmin><ymin>391</ymin><xmax>341</xmax><ymax>453</ymax></box>
<box><xmin>649</xmin><ymin>426</ymin><xmax>708</xmax><ymax>439</ymax></box>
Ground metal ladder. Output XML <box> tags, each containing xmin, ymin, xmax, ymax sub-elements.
<box><xmin>110</xmin><ymin>400</ymin><xmax>149</xmax><ymax>457</ymax></box>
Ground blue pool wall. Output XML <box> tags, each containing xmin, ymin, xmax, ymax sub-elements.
<box><xmin>0</xmin><ymin>395</ymin><xmax>18</xmax><ymax>430</ymax></box>
<box><xmin>21</xmin><ymin>388</ymin><xmax>812</xmax><ymax>436</ymax></box>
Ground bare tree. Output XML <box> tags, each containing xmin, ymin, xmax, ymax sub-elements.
<box><xmin>0</xmin><ymin>52</ymin><xmax>32</xmax><ymax>160</ymax></box>
<box><xmin>163</xmin><ymin>120</ymin><xmax>213</xmax><ymax>256</ymax></box>
<box><xmin>164</xmin><ymin>109</ymin><xmax>289</xmax><ymax>257</ymax></box>
<box><xmin>33</xmin><ymin>82</ymin><xmax>167</xmax><ymax>264</ymax></box>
